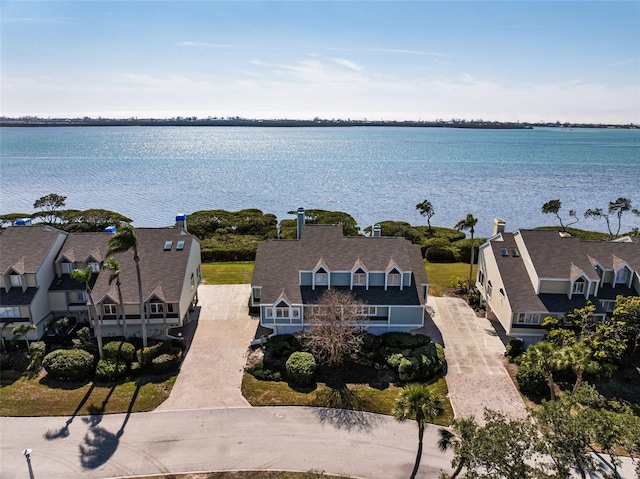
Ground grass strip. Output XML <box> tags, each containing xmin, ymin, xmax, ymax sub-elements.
<box><xmin>201</xmin><ymin>262</ymin><xmax>255</xmax><ymax>284</ymax></box>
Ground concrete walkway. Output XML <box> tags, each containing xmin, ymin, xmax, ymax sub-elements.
<box><xmin>425</xmin><ymin>296</ymin><xmax>529</xmax><ymax>422</ymax></box>
<box><xmin>156</xmin><ymin>284</ymin><xmax>259</xmax><ymax>410</ymax></box>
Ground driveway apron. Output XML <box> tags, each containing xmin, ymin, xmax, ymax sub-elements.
<box><xmin>156</xmin><ymin>284</ymin><xmax>258</xmax><ymax>410</ymax></box>
<box><xmin>427</xmin><ymin>296</ymin><xmax>529</xmax><ymax>422</ymax></box>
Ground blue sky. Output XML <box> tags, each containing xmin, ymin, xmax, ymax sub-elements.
<box><xmin>1</xmin><ymin>1</ymin><xmax>639</xmax><ymax>123</ymax></box>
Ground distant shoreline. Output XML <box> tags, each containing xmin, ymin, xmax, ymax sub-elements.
<box><xmin>1</xmin><ymin>117</ymin><xmax>637</xmax><ymax>129</ymax></box>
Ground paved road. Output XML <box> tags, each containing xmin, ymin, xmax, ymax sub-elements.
<box><xmin>424</xmin><ymin>296</ymin><xmax>529</xmax><ymax>422</ymax></box>
<box><xmin>157</xmin><ymin>284</ymin><xmax>259</xmax><ymax>410</ymax></box>
<box><xmin>0</xmin><ymin>407</ymin><xmax>455</xmax><ymax>479</ymax></box>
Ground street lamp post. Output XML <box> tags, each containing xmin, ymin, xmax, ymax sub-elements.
<box><xmin>22</xmin><ymin>448</ymin><xmax>35</xmax><ymax>479</ymax></box>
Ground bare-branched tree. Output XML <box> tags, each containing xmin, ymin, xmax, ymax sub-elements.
<box><xmin>301</xmin><ymin>289</ymin><xmax>367</xmax><ymax>367</ymax></box>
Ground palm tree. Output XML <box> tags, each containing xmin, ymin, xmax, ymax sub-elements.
<box><xmin>1</xmin><ymin>321</ymin><xmax>15</xmax><ymax>353</ymax></box>
<box><xmin>454</xmin><ymin>214</ymin><xmax>478</xmax><ymax>291</ymax></box>
<box><xmin>103</xmin><ymin>257</ymin><xmax>127</xmax><ymax>339</ymax></box>
<box><xmin>106</xmin><ymin>224</ymin><xmax>147</xmax><ymax>347</ymax></box>
<box><xmin>10</xmin><ymin>323</ymin><xmax>37</xmax><ymax>349</ymax></box>
<box><xmin>393</xmin><ymin>383</ymin><xmax>444</xmax><ymax>479</ymax></box>
<box><xmin>71</xmin><ymin>266</ymin><xmax>104</xmax><ymax>359</ymax></box>
<box><xmin>566</xmin><ymin>342</ymin><xmax>598</xmax><ymax>394</ymax></box>
<box><xmin>437</xmin><ymin>417</ymin><xmax>479</xmax><ymax>479</ymax></box>
<box><xmin>520</xmin><ymin>342</ymin><xmax>567</xmax><ymax>401</ymax></box>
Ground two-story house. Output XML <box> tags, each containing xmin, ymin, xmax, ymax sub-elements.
<box><xmin>251</xmin><ymin>209</ymin><xmax>429</xmax><ymax>335</ymax></box>
<box><xmin>0</xmin><ymin>225</ymin><xmax>68</xmax><ymax>340</ymax></box>
<box><xmin>477</xmin><ymin>221</ymin><xmax>640</xmax><ymax>346</ymax></box>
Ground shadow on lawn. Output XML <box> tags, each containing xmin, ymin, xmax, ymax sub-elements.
<box><xmin>312</xmin><ymin>385</ymin><xmax>384</xmax><ymax>432</ymax></box>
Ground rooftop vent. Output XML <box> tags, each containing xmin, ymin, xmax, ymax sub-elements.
<box><xmin>15</xmin><ymin>218</ymin><xmax>32</xmax><ymax>226</ymax></box>
<box><xmin>176</xmin><ymin>214</ymin><xmax>188</xmax><ymax>232</ymax></box>
<box><xmin>296</xmin><ymin>207</ymin><xmax>305</xmax><ymax>240</ymax></box>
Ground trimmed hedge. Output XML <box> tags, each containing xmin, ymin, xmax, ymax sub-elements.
<box><xmin>103</xmin><ymin>341</ymin><xmax>136</xmax><ymax>363</ymax></box>
<box><xmin>247</xmin><ymin>360</ymin><xmax>283</xmax><ymax>381</ymax></box>
<box><xmin>380</xmin><ymin>332</ymin><xmax>431</xmax><ymax>350</ymax></box>
<box><xmin>95</xmin><ymin>359</ymin><xmax>128</xmax><ymax>381</ymax></box>
<box><xmin>152</xmin><ymin>353</ymin><xmax>180</xmax><ymax>373</ymax></box>
<box><xmin>286</xmin><ymin>352</ymin><xmax>317</xmax><ymax>385</ymax></box>
<box><xmin>137</xmin><ymin>340</ymin><xmax>171</xmax><ymax>367</ymax></box>
<box><xmin>266</xmin><ymin>334</ymin><xmax>301</xmax><ymax>359</ymax></box>
<box><xmin>386</xmin><ymin>342</ymin><xmax>445</xmax><ymax>382</ymax></box>
<box><xmin>43</xmin><ymin>349</ymin><xmax>95</xmax><ymax>381</ymax></box>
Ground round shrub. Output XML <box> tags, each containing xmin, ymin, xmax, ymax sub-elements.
<box><xmin>505</xmin><ymin>339</ymin><xmax>524</xmax><ymax>360</ymax></box>
<box><xmin>285</xmin><ymin>351</ymin><xmax>316</xmax><ymax>385</ymax></box>
<box><xmin>398</xmin><ymin>357</ymin><xmax>419</xmax><ymax>382</ymax></box>
<box><xmin>95</xmin><ymin>359</ymin><xmax>128</xmax><ymax>382</ymax></box>
<box><xmin>137</xmin><ymin>340</ymin><xmax>171</xmax><ymax>367</ymax></box>
<box><xmin>43</xmin><ymin>349</ymin><xmax>95</xmax><ymax>381</ymax></box>
<box><xmin>381</xmin><ymin>332</ymin><xmax>431</xmax><ymax>350</ymax></box>
<box><xmin>152</xmin><ymin>353</ymin><xmax>180</xmax><ymax>373</ymax></box>
<box><xmin>516</xmin><ymin>365</ymin><xmax>548</xmax><ymax>395</ymax></box>
<box><xmin>425</xmin><ymin>246</ymin><xmax>460</xmax><ymax>263</ymax></box>
<box><xmin>103</xmin><ymin>341</ymin><xmax>136</xmax><ymax>363</ymax></box>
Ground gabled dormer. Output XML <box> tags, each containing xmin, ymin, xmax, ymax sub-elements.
<box><xmin>613</xmin><ymin>264</ymin><xmax>634</xmax><ymax>288</ymax></box>
<box><xmin>4</xmin><ymin>267</ymin><xmax>26</xmax><ymax>293</ymax></box>
<box><xmin>569</xmin><ymin>274</ymin><xmax>590</xmax><ymax>300</ymax></box>
<box><xmin>385</xmin><ymin>260</ymin><xmax>403</xmax><ymax>290</ymax></box>
<box><xmin>312</xmin><ymin>258</ymin><xmax>330</xmax><ymax>290</ymax></box>
<box><xmin>351</xmin><ymin>259</ymin><xmax>368</xmax><ymax>289</ymax></box>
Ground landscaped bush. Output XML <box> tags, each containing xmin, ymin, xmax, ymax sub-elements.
<box><xmin>27</xmin><ymin>341</ymin><xmax>47</xmax><ymax>374</ymax></box>
<box><xmin>130</xmin><ymin>361</ymin><xmax>142</xmax><ymax>376</ymax></box>
<box><xmin>425</xmin><ymin>246</ymin><xmax>460</xmax><ymax>263</ymax></box>
<box><xmin>265</xmin><ymin>334</ymin><xmax>301</xmax><ymax>359</ymax></box>
<box><xmin>151</xmin><ymin>353</ymin><xmax>180</xmax><ymax>373</ymax></box>
<box><xmin>505</xmin><ymin>339</ymin><xmax>524</xmax><ymax>361</ymax></box>
<box><xmin>95</xmin><ymin>359</ymin><xmax>128</xmax><ymax>381</ymax></box>
<box><xmin>386</xmin><ymin>342</ymin><xmax>445</xmax><ymax>382</ymax></box>
<box><xmin>380</xmin><ymin>332</ymin><xmax>431</xmax><ymax>350</ymax></box>
<box><xmin>285</xmin><ymin>351</ymin><xmax>316</xmax><ymax>385</ymax></box>
<box><xmin>515</xmin><ymin>365</ymin><xmax>547</xmax><ymax>395</ymax></box>
<box><xmin>354</xmin><ymin>333</ymin><xmax>384</xmax><ymax>365</ymax></box>
<box><xmin>103</xmin><ymin>341</ymin><xmax>136</xmax><ymax>363</ymax></box>
<box><xmin>137</xmin><ymin>340</ymin><xmax>171</xmax><ymax>367</ymax></box>
<box><xmin>247</xmin><ymin>360</ymin><xmax>283</xmax><ymax>381</ymax></box>
<box><xmin>43</xmin><ymin>349</ymin><xmax>95</xmax><ymax>381</ymax></box>
<box><xmin>72</xmin><ymin>327</ymin><xmax>97</xmax><ymax>355</ymax></box>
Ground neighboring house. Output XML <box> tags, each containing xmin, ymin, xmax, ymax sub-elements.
<box><xmin>1</xmin><ymin>216</ymin><xmax>201</xmax><ymax>342</ymax></box>
<box><xmin>477</xmin><ymin>221</ymin><xmax>640</xmax><ymax>346</ymax></box>
<box><xmin>251</xmin><ymin>209</ymin><xmax>429</xmax><ymax>335</ymax></box>
<box><xmin>90</xmin><ymin>226</ymin><xmax>201</xmax><ymax>338</ymax></box>
<box><xmin>0</xmin><ymin>225</ymin><xmax>69</xmax><ymax>341</ymax></box>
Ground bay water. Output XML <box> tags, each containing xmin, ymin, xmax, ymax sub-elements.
<box><xmin>1</xmin><ymin>126</ymin><xmax>639</xmax><ymax>238</ymax></box>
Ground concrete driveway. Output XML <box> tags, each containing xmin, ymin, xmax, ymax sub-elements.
<box><xmin>424</xmin><ymin>296</ymin><xmax>529</xmax><ymax>422</ymax></box>
<box><xmin>156</xmin><ymin>284</ymin><xmax>259</xmax><ymax>410</ymax></box>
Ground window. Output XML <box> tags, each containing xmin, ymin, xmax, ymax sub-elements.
<box><xmin>366</xmin><ymin>306</ymin><xmax>377</xmax><ymax>316</ymax></box>
<box><xmin>0</xmin><ymin>307</ymin><xmax>20</xmax><ymax>318</ymax></box>
<box><xmin>167</xmin><ymin>303</ymin><xmax>175</xmax><ymax>313</ymax></box>
<box><xmin>10</xmin><ymin>274</ymin><xmax>22</xmax><ymax>287</ymax></box>
<box><xmin>601</xmin><ymin>300</ymin><xmax>616</xmax><ymax>313</ymax></box>
<box><xmin>176</xmin><ymin>240</ymin><xmax>185</xmax><ymax>251</ymax></box>
<box><xmin>517</xmin><ymin>313</ymin><xmax>541</xmax><ymax>325</ymax></box>
<box><xmin>499</xmin><ymin>288</ymin><xmax>505</xmax><ymax>297</ymax></box>
<box><xmin>61</xmin><ymin>262</ymin><xmax>73</xmax><ymax>274</ymax></box>
<box><xmin>164</xmin><ymin>241</ymin><xmax>173</xmax><ymax>251</ymax></box>
<box><xmin>616</xmin><ymin>268</ymin><xmax>630</xmax><ymax>284</ymax></box>
<box><xmin>500</xmin><ymin>247</ymin><xmax>509</xmax><ymax>257</ymax></box>
<box><xmin>149</xmin><ymin>303</ymin><xmax>164</xmax><ymax>314</ymax></box>
<box><xmin>315</xmin><ymin>272</ymin><xmax>328</xmax><ymax>285</ymax></box>
<box><xmin>191</xmin><ymin>272</ymin><xmax>196</xmax><ymax>290</ymax></box>
<box><xmin>487</xmin><ymin>280</ymin><xmax>493</xmax><ymax>297</ymax></box>
<box><xmin>253</xmin><ymin>287</ymin><xmax>261</xmax><ymax>303</ymax></box>
<box><xmin>572</xmin><ymin>281</ymin><xmax>585</xmax><ymax>294</ymax></box>
<box><xmin>76</xmin><ymin>291</ymin><xmax>89</xmax><ymax>302</ymax></box>
<box><xmin>388</xmin><ymin>272</ymin><xmax>400</xmax><ymax>286</ymax></box>
<box><xmin>353</xmin><ymin>272</ymin><xmax>366</xmax><ymax>286</ymax></box>
<box><xmin>510</xmin><ymin>248</ymin><xmax>520</xmax><ymax>257</ymax></box>
<box><xmin>89</xmin><ymin>262</ymin><xmax>100</xmax><ymax>273</ymax></box>
<box><xmin>478</xmin><ymin>270</ymin><xmax>485</xmax><ymax>286</ymax></box>
<box><xmin>103</xmin><ymin>304</ymin><xmax>117</xmax><ymax>315</ymax></box>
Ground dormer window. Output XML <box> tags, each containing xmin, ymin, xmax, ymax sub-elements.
<box><xmin>616</xmin><ymin>267</ymin><xmax>630</xmax><ymax>285</ymax></box>
<box><xmin>10</xmin><ymin>274</ymin><xmax>22</xmax><ymax>288</ymax></box>
<box><xmin>61</xmin><ymin>262</ymin><xmax>73</xmax><ymax>274</ymax></box>
<box><xmin>315</xmin><ymin>270</ymin><xmax>328</xmax><ymax>286</ymax></box>
<box><xmin>572</xmin><ymin>279</ymin><xmax>585</xmax><ymax>294</ymax></box>
<box><xmin>388</xmin><ymin>271</ymin><xmax>401</xmax><ymax>286</ymax></box>
<box><xmin>353</xmin><ymin>269</ymin><xmax>366</xmax><ymax>286</ymax></box>
<box><xmin>104</xmin><ymin>304</ymin><xmax>117</xmax><ymax>315</ymax></box>
<box><xmin>89</xmin><ymin>262</ymin><xmax>100</xmax><ymax>273</ymax></box>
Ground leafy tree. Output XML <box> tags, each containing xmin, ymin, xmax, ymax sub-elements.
<box><xmin>33</xmin><ymin>193</ymin><xmax>67</xmax><ymax>224</ymax></box>
<box><xmin>188</xmin><ymin>208</ymin><xmax>278</xmax><ymax>239</ymax></box>
<box><xmin>62</xmin><ymin>209</ymin><xmax>132</xmax><ymax>232</ymax></box>
<box><xmin>541</xmin><ymin>199</ymin><xmax>578</xmax><ymax>232</ymax></box>
<box><xmin>103</xmin><ymin>257</ymin><xmax>127</xmax><ymax>338</ymax></box>
<box><xmin>393</xmin><ymin>383</ymin><xmax>444</xmax><ymax>479</ymax></box>
<box><xmin>438</xmin><ymin>417</ymin><xmax>479</xmax><ymax>478</ymax></box>
<box><xmin>454</xmin><ymin>214</ymin><xmax>478</xmax><ymax>291</ymax></box>
<box><xmin>107</xmin><ymin>224</ymin><xmax>148</xmax><ymax>347</ymax></box>
<box><xmin>1</xmin><ymin>321</ymin><xmax>15</xmax><ymax>352</ymax></box>
<box><xmin>518</xmin><ymin>342</ymin><xmax>567</xmax><ymax>400</ymax></box>
<box><xmin>300</xmin><ymin>290</ymin><xmax>366</xmax><ymax>367</ymax></box>
<box><xmin>416</xmin><ymin>200</ymin><xmax>435</xmax><ymax>235</ymax></box>
<box><xmin>584</xmin><ymin>197</ymin><xmax>634</xmax><ymax>239</ymax></box>
<box><xmin>70</xmin><ymin>266</ymin><xmax>103</xmax><ymax>359</ymax></box>
<box><xmin>0</xmin><ymin>213</ymin><xmax>32</xmax><ymax>228</ymax></box>
<box><xmin>10</xmin><ymin>323</ymin><xmax>36</xmax><ymax>348</ymax></box>
<box><xmin>612</xmin><ymin>295</ymin><xmax>640</xmax><ymax>356</ymax></box>
<box><xmin>565</xmin><ymin>342</ymin><xmax>598</xmax><ymax>394</ymax></box>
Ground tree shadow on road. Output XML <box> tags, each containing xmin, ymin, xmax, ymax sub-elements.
<box><xmin>43</xmin><ymin>383</ymin><xmax>96</xmax><ymax>440</ymax></box>
<box><xmin>312</xmin><ymin>386</ymin><xmax>384</xmax><ymax>432</ymax></box>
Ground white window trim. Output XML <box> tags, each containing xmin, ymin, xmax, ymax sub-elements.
<box><xmin>103</xmin><ymin>304</ymin><xmax>117</xmax><ymax>315</ymax></box>
<box><xmin>353</xmin><ymin>272</ymin><xmax>366</xmax><ymax>286</ymax></box>
<box><xmin>89</xmin><ymin>262</ymin><xmax>100</xmax><ymax>273</ymax></box>
<box><xmin>0</xmin><ymin>307</ymin><xmax>21</xmax><ymax>318</ymax></box>
<box><xmin>61</xmin><ymin>262</ymin><xmax>73</xmax><ymax>274</ymax></box>
<box><xmin>10</xmin><ymin>274</ymin><xmax>22</xmax><ymax>288</ymax></box>
<box><xmin>149</xmin><ymin>303</ymin><xmax>164</xmax><ymax>314</ymax></box>
<box><xmin>315</xmin><ymin>272</ymin><xmax>329</xmax><ymax>286</ymax></box>
<box><xmin>516</xmin><ymin>313</ymin><xmax>541</xmax><ymax>325</ymax></box>
<box><xmin>76</xmin><ymin>291</ymin><xmax>89</xmax><ymax>302</ymax></box>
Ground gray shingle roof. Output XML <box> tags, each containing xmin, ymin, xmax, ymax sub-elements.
<box><xmin>0</xmin><ymin>226</ymin><xmax>67</xmax><ymax>275</ymax></box>
<box><xmin>90</xmin><ymin>228</ymin><xmax>198</xmax><ymax>304</ymax></box>
<box><xmin>252</xmin><ymin>224</ymin><xmax>428</xmax><ymax>305</ymax></box>
<box><xmin>55</xmin><ymin>232</ymin><xmax>111</xmax><ymax>264</ymax></box>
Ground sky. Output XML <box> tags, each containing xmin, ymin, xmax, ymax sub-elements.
<box><xmin>1</xmin><ymin>1</ymin><xmax>639</xmax><ymax>124</ymax></box>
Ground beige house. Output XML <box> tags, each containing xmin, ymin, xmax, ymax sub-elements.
<box><xmin>1</xmin><ymin>225</ymin><xmax>69</xmax><ymax>340</ymax></box>
<box><xmin>477</xmin><ymin>221</ymin><xmax>640</xmax><ymax>346</ymax></box>
<box><xmin>1</xmin><ymin>217</ymin><xmax>201</xmax><ymax>343</ymax></box>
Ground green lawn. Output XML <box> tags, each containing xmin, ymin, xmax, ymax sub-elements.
<box><xmin>425</xmin><ymin>262</ymin><xmax>477</xmax><ymax>297</ymax></box>
<box><xmin>0</xmin><ymin>374</ymin><xmax>176</xmax><ymax>416</ymax></box>
<box><xmin>242</xmin><ymin>374</ymin><xmax>454</xmax><ymax>426</ymax></box>
<box><xmin>201</xmin><ymin>262</ymin><xmax>254</xmax><ymax>284</ymax></box>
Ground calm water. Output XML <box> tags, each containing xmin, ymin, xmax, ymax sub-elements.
<box><xmin>1</xmin><ymin>126</ymin><xmax>639</xmax><ymax>238</ymax></box>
